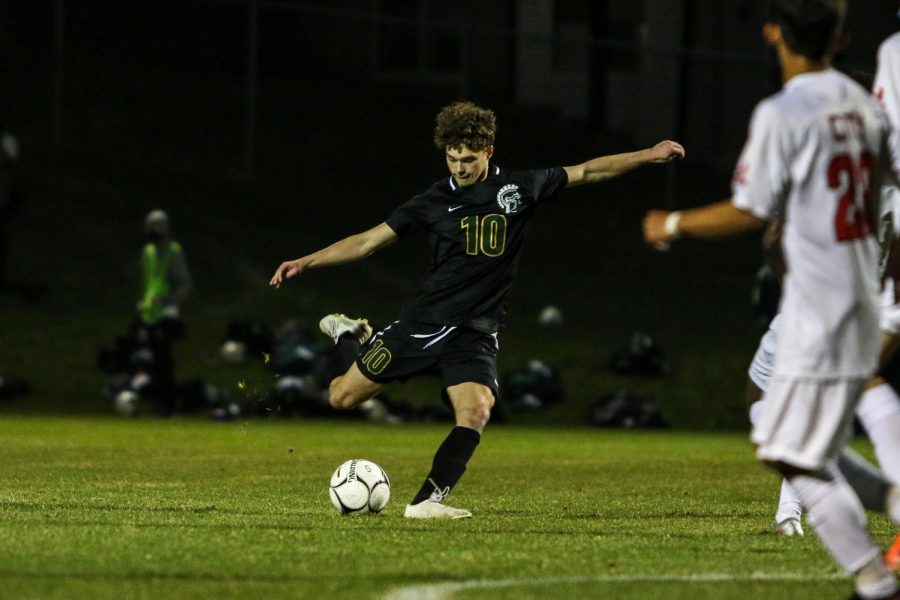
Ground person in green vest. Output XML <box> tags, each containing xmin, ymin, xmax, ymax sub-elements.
<box><xmin>139</xmin><ymin>209</ymin><xmax>192</xmax><ymax>324</ymax></box>
<box><xmin>136</xmin><ymin>209</ymin><xmax>192</xmax><ymax>413</ymax></box>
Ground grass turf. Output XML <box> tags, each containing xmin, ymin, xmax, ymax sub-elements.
<box><xmin>0</xmin><ymin>416</ymin><xmax>893</xmax><ymax>599</ymax></box>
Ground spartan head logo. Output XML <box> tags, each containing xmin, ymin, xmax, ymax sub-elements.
<box><xmin>496</xmin><ymin>184</ymin><xmax>522</xmax><ymax>214</ymax></box>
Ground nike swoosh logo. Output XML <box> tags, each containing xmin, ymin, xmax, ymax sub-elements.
<box><xmin>448</xmin><ymin>205</ymin><xmax>464</xmax><ymax>212</ymax></box>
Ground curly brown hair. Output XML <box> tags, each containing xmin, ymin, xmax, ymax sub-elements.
<box><xmin>433</xmin><ymin>101</ymin><xmax>496</xmax><ymax>151</ymax></box>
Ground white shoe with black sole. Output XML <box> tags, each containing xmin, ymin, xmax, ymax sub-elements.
<box><xmin>403</xmin><ymin>500</ymin><xmax>472</xmax><ymax>519</ymax></box>
<box><xmin>319</xmin><ymin>313</ymin><xmax>373</xmax><ymax>345</ymax></box>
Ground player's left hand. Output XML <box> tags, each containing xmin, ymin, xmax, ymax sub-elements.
<box><xmin>270</xmin><ymin>258</ymin><xmax>307</xmax><ymax>288</ymax></box>
<box><xmin>643</xmin><ymin>210</ymin><xmax>673</xmax><ymax>247</ymax></box>
<box><xmin>647</xmin><ymin>140</ymin><xmax>685</xmax><ymax>163</ymax></box>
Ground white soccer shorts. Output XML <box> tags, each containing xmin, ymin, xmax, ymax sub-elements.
<box><xmin>751</xmin><ymin>375</ymin><xmax>866</xmax><ymax>471</ymax></box>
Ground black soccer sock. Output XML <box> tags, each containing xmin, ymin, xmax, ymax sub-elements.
<box><xmin>335</xmin><ymin>333</ymin><xmax>360</xmax><ymax>371</ymax></box>
<box><xmin>320</xmin><ymin>333</ymin><xmax>361</xmax><ymax>385</ymax></box>
<box><xmin>411</xmin><ymin>426</ymin><xmax>481</xmax><ymax>505</ymax></box>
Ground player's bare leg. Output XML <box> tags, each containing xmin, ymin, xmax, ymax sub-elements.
<box><xmin>447</xmin><ymin>381</ymin><xmax>494</xmax><ymax>433</ymax></box>
<box><xmin>404</xmin><ymin>382</ymin><xmax>493</xmax><ymax>520</ymax></box>
<box><xmin>327</xmin><ymin>363</ymin><xmax>384</xmax><ymax>410</ymax></box>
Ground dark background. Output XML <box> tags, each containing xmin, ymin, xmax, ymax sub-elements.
<box><xmin>0</xmin><ymin>0</ymin><xmax>897</xmax><ymax>428</ymax></box>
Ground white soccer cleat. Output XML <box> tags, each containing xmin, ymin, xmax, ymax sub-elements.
<box><xmin>774</xmin><ymin>517</ymin><xmax>804</xmax><ymax>537</ymax></box>
<box><xmin>403</xmin><ymin>500</ymin><xmax>472</xmax><ymax>520</ymax></box>
<box><xmin>319</xmin><ymin>314</ymin><xmax>373</xmax><ymax>345</ymax></box>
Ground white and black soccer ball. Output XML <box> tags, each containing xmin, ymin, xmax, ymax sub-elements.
<box><xmin>329</xmin><ymin>459</ymin><xmax>390</xmax><ymax>515</ymax></box>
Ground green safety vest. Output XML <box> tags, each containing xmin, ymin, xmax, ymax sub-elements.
<box><xmin>141</xmin><ymin>241</ymin><xmax>182</xmax><ymax>324</ymax></box>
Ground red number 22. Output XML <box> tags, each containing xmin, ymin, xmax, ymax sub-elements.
<box><xmin>828</xmin><ymin>152</ymin><xmax>874</xmax><ymax>242</ymax></box>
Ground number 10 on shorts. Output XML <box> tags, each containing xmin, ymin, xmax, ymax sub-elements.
<box><xmin>362</xmin><ymin>339</ymin><xmax>392</xmax><ymax>375</ymax></box>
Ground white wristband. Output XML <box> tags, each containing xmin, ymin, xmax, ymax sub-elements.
<box><xmin>664</xmin><ymin>211</ymin><xmax>682</xmax><ymax>239</ymax></box>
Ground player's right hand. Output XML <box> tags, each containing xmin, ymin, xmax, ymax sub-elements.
<box><xmin>270</xmin><ymin>259</ymin><xmax>305</xmax><ymax>288</ymax></box>
<box><xmin>648</xmin><ymin>140</ymin><xmax>685</xmax><ymax>163</ymax></box>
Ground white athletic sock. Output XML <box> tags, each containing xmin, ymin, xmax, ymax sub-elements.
<box><xmin>751</xmin><ymin>401</ymin><xmax>803</xmax><ymax>523</ymax></box>
<box><xmin>774</xmin><ymin>478</ymin><xmax>803</xmax><ymax>523</ymax></box>
<box><xmin>789</xmin><ymin>466</ymin><xmax>880</xmax><ymax>574</ymax></box>
<box><xmin>857</xmin><ymin>383</ymin><xmax>900</xmax><ymax>484</ymax></box>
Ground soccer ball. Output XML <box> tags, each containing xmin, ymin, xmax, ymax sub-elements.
<box><xmin>329</xmin><ymin>459</ymin><xmax>390</xmax><ymax>515</ymax></box>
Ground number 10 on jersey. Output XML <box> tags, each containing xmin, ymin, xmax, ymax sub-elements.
<box><xmin>461</xmin><ymin>214</ymin><xmax>507</xmax><ymax>257</ymax></box>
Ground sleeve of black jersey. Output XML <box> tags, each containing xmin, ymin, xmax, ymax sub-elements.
<box><xmin>384</xmin><ymin>195</ymin><xmax>428</xmax><ymax>239</ymax></box>
<box><xmin>528</xmin><ymin>167</ymin><xmax>569</xmax><ymax>203</ymax></box>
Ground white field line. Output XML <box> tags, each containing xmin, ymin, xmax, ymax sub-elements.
<box><xmin>382</xmin><ymin>572</ymin><xmax>848</xmax><ymax>600</ymax></box>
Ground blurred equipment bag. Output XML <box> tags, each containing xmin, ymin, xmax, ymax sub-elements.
<box><xmin>501</xmin><ymin>359</ymin><xmax>564</xmax><ymax>411</ymax></box>
<box><xmin>609</xmin><ymin>332</ymin><xmax>667</xmax><ymax>376</ymax></box>
<box><xmin>588</xmin><ymin>390</ymin><xmax>668</xmax><ymax>429</ymax></box>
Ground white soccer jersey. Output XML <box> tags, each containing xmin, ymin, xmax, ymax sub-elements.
<box><xmin>875</xmin><ymin>32</ymin><xmax>900</xmax><ymax>180</ymax></box>
<box><xmin>875</xmin><ymin>33</ymin><xmax>900</xmax><ymax>335</ymax></box>
<box><xmin>732</xmin><ymin>69</ymin><xmax>890</xmax><ymax>378</ymax></box>
<box><xmin>875</xmin><ymin>33</ymin><xmax>900</xmax><ymax>249</ymax></box>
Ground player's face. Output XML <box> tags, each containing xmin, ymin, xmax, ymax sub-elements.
<box><xmin>445</xmin><ymin>145</ymin><xmax>493</xmax><ymax>187</ymax></box>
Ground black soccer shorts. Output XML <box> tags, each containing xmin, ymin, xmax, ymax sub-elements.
<box><xmin>354</xmin><ymin>320</ymin><xmax>499</xmax><ymax>402</ymax></box>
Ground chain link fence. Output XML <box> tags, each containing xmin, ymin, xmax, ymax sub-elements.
<box><xmin>2</xmin><ymin>0</ymin><xmax>895</xmax><ymax>178</ymax></box>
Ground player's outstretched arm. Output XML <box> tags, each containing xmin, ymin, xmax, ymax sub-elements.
<box><xmin>642</xmin><ymin>199</ymin><xmax>765</xmax><ymax>247</ymax></box>
<box><xmin>563</xmin><ymin>140</ymin><xmax>684</xmax><ymax>187</ymax></box>
<box><xmin>270</xmin><ymin>222</ymin><xmax>398</xmax><ymax>288</ymax></box>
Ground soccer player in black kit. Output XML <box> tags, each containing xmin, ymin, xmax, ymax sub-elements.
<box><xmin>271</xmin><ymin>101</ymin><xmax>684</xmax><ymax>518</ymax></box>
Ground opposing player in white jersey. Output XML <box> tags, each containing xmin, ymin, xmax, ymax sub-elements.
<box><xmin>875</xmin><ymin>28</ymin><xmax>900</xmax><ymax>178</ymax></box>
<box><xmin>644</xmin><ymin>1</ymin><xmax>900</xmax><ymax>598</ymax></box>
<box><xmin>873</xmin><ymin>21</ymin><xmax>900</xmax><ymax>572</ymax></box>
<box><xmin>749</xmin><ymin>67</ymin><xmax>900</xmax><ymax>541</ymax></box>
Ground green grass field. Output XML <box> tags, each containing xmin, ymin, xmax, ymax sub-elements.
<box><xmin>1</xmin><ymin>416</ymin><xmax>893</xmax><ymax>599</ymax></box>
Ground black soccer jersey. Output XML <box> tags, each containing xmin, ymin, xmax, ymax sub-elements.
<box><xmin>385</xmin><ymin>164</ymin><xmax>568</xmax><ymax>333</ymax></box>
